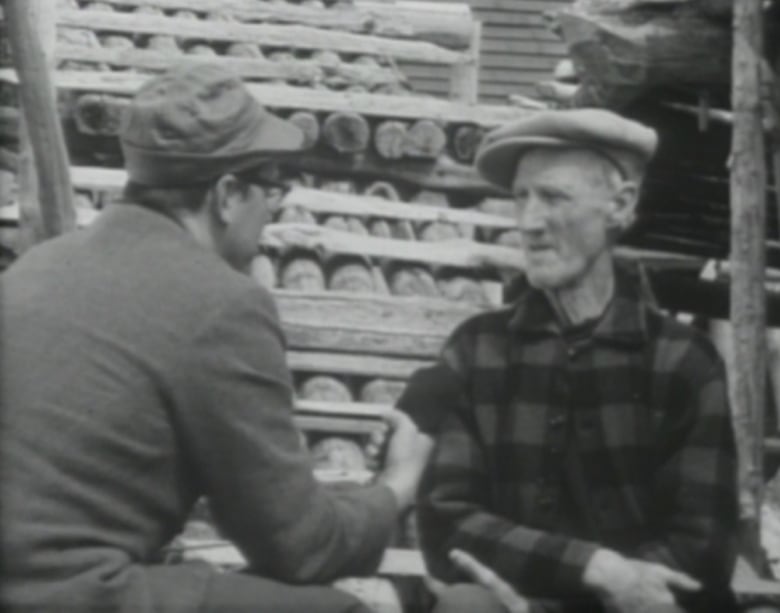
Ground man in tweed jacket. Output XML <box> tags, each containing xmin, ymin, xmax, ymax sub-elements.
<box><xmin>414</xmin><ymin>109</ymin><xmax>739</xmax><ymax>613</ymax></box>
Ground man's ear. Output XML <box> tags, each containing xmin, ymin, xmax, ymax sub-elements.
<box><xmin>210</xmin><ymin>174</ymin><xmax>244</xmax><ymax>226</ymax></box>
<box><xmin>607</xmin><ymin>181</ymin><xmax>640</xmax><ymax>232</ymax></box>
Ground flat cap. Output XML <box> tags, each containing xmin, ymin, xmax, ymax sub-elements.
<box><xmin>120</xmin><ymin>61</ymin><xmax>305</xmax><ymax>187</ymax></box>
<box><xmin>475</xmin><ymin>108</ymin><xmax>658</xmax><ymax>191</ymax></box>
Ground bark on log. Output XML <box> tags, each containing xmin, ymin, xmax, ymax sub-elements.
<box><xmin>554</xmin><ymin>3</ymin><xmax>732</xmax><ymax>107</ymax></box>
<box><xmin>729</xmin><ymin>0</ymin><xmax>768</xmax><ymax>563</ymax></box>
<box><xmin>287</xmin><ymin>111</ymin><xmax>320</xmax><ymax>148</ymax></box>
<box><xmin>322</xmin><ymin>112</ymin><xmax>371</xmax><ymax>154</ymax></box>
<box><xmin>374</xmin><ymin>120</ymin><xmax>408</xmax><ymax>160</ymax></box>
<box><xmin>450</xmin><ymin>124</ymin><xmax>484</xmax><ymax>164</ymax></box>
<box><xmin>403</xmin><ymin>118</ymin><xmax>447</xmax><ymax>159</ymax></box>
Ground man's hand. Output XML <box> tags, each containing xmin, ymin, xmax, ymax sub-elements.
<box><xmin>376</xmin><ymin>409</ymin><xmax>433</xmax><ymax>511</ymax></box>
<box><xmin>583</xmin><ymin>549</ymin><xmax>700</xmax><ymax>613</ymax></box>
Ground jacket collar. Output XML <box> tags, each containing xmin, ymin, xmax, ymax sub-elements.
<box><xmin>507</xmin><ymin>263</ymin><xmax>649</xmax><ymax>346</ymax></box>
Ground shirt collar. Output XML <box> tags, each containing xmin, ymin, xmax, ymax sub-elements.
<box><xmin>507</xmin><ymin>263</ymin><xmax>649</xmax><ymax>346</ymax></box>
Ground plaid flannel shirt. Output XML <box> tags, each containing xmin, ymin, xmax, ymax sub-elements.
<box><xmin>417</xmin><ymin>269</ymin><xmax>738</xmax><ymax>601</ymax></box>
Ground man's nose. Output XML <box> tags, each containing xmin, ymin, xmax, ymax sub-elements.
<box><xmin>517</xmin><ymin>196</ymin><xmax>546</xmax><ymax>232</ymax></box>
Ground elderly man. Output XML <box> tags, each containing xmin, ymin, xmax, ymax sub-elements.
<box><xmin>412</xmin><ymin>109</ymin><xmax>738</xmax><ymax>613</ymax></box>
<box><xmin>0</xmin><ymin>63</ymin><xmax>431</xmax><ymax>613</ymax></box>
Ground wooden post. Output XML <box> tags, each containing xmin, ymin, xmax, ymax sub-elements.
<box><xmin>729</xmin><ymin>0</ymin><xmax>767</xmax><ymax>569</ymax></box>
<box><xmin>6</xmin><ymin>0</ymin><xmax>75</xmax><ymax>248</ymax></box>
<box><xmin>449</xmin><ymin>20</ymin><xmax>480</xmax><ymax>103</ymax></box>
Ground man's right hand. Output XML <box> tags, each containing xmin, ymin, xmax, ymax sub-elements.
<box><xmin>376</xmin><ymin>409</ymin><xmax>434</xmax><ymax>511</ymax></box>
<box><xmin>583</xmin><ymin>549</ymin><xmax>700</xmax><ymax>613</ymax></box>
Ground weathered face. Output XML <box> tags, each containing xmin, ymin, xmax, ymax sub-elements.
<box><xmin>510</xmin><ymin>148</ymin><xmax>626</xmax><ymax>290</ymax></box>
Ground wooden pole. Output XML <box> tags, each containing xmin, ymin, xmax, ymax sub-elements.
<box><xmin>729</xmin><ymin>0</ymin><xmax>767</xmax><ymax>568</ymax></box>
<box><xmin>6</xmin><ymin>0</ymin><xmax>75</xmax><ymax>247</ymax></box>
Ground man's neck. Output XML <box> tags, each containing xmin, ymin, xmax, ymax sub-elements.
<box><xmin>544</xmin><ymin>257</ymin><xmax>615</xmax><ymax>327</ymax></box>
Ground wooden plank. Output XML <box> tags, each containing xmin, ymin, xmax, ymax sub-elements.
<box><xmin>287</xmin><ymin>350</ymin><xmax>432</xmax><ymax>379</ymax></box>
<box><xmin>6</xmin><ymin>0</ymin><xmax>75</xmax><ymax>247</ymax></box>
<box><xmin>729</xmin><ymin>0</ymin><xmax>767</xmax><ymax>566</ymax></box>
<box><xmin>284</xmin><ymin>187</ymin><xmax>516</xmax><ymax>229</ymax></box>
<box><xmin>77</xmin><ymin>0</ymin><xmax>476</xmax><ymax>50</ymax></box>
<box><xmin>294</xmin><ymin>414</ymin><xmax>380</xmax><ymax>434</ymax></box>
<box><xmin>480</xmin><ymin>38</ymin><xmax>567</xmax><ymax>55</ymax></box>
<box><xmin>0</xmin><ymin>70</ymin><xmax>534</xmax><ymax>126</ymax></box>
<box><xmin>448</xmin><ymin>20</ymin><xmax>479</xmax><ymax>103</ymax></box>
<box><xmin>55</xmin><ymin>44</ymin><xmax>321</xmax><ymax>83</ymax></box>
<box><xmin>262</xmin><ymin>223</ymin><xmax>525</xmax><ymax>270</ymax></box>
<box><xmin>57</xmin><ymin>9</ymin><xmax>463</xmax><ymax>65</ymax></box>
<box><xmin>296</xmin><ymin>399</ymin><xmax>389</xmax><ymax>419</ymax></box>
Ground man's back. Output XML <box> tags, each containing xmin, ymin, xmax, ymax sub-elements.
<box><xmin>0</xmin><ymin>203</ymin><xmax>282</xmax><ymax>610</ymax></box>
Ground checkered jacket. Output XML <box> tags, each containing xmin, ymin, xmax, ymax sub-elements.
<box><xmin>416</xmin><ymin>270</ymin><xmax>738</xmax><ymax>600</ymax></box>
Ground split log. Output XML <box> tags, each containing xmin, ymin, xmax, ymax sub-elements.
<box><xmin>328</xmin><ymin>256</ymin><xmax>376</xmax><ymax>293</ymax></box>
<box><xmin>277</xmin><ymin>205</ymin><xmax>317</xmax><ymax>225</ymax></box>
<box><xmin>74</xmin><ymin>94</ymin><xmax>129</xmax><ymax>136</ymax></box>
<box><xmin>419</xmin><ymin>221</ymin><xmax>461</xmax><ymax>242</ymax></box>
<box><xmin>146</xmin><ymin>35</ymin><xmax>181</xmax><ymax>54</ymax></box>
<box><xmin>412</xmin><ymin>190</ymin><xmax>449</xmax><ymax>208</ymax></box>
<box><xmin>101</xmin><ymin>35</ymin><xmax>135</xmax><ymax>51</ymax></box>
<box><xmin>388</xmin><ymin>265</ymin><xmax>440</xmax><ymax>299</ymax></box>
<box><xmin>321</xmin><ymin>112</ymin><xmax>371</xmax><ymax>154</ymax></box>
<box><xmin>364</xmin><ymin>181</ymin><xmax>401</xmax><ymax>201</ymax></box>
<box><xmin>323</xmin><ymin>215</ymin><xmax>350</xmax><ymax>233</ymax></box>
<box><xmin>347</xmin><ymin>217</ymin><xmax>369</xmax><ymax>235</ymax></box>
<box><xmin>553</xmin><ymin>3</ymin><xmax>732</xmax><ymax>107</ymax></box>
<box><xmin>310</xmin><ymin>437</ymin><xmax>367</xmax><ymax>471</ymax></box>
<box><xmin>186</xmin><ymin>43</ymin><xmax>218</xmax><ymax>56</ymax></box>
<box><xmin>249</xmin><ymin>253</ymin><xmax>277</xmax><ymax>288</ymax></box>
<box><xmin>359</xmin><ymin>379</ymin><xmax>406</xmax><ymax>405</ymax></box>
<box><xmin>226</xmin><ymin>42</ymin><xmax>264</xmax><ymax>58</ymax></box>
<box><xmin>374</xmin><ymin>120</ymin><xmax>408</xmax><ymax>160</ymax></box>
<box><xmin>368</xmin><ymin>218</ymin><xmax>392</xmax><ymax>239</ymax></box>
<box><xmin>287</xmin><ymin>111</ymin><xmax>320</xmax><ymax>148</ymax></box>
<box><xmin>392</xmin><ymin>219</ymin><xmax>417</xmax><ymax>241</ymax></box>
<box><xmin>299</xmin><ymin>375</ymin><xmax>353</xmax><ymax>402</ymax></box>
<box><xmin>450</xmin><ymin>124</ymin><xmax>484</xmax><ymax>164</ymax></box>
<box><xmin>279</xmin><ymin>252</ymin><xmax>326</xmax><ymax>291</ymax></box>
<box><xmin>403</xmin><ymin>118</ymin><xmax>447</xmax><ymax>159</ymax></box>
<box><xmin>438</xmin><ymin>274</ymin><xmax>488</xmax><ymax>306</ymax></box>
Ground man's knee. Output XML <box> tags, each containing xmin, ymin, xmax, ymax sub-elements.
<box><xmin>431</xmin><ymin>584</ymin><xmax>506</xmax><ymax>613</ymax></box>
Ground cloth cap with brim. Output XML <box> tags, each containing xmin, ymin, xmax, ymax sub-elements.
<box><xmin>119</xmin><ymin>61</ymin><xmax>306</xmax><ymax>187</ymax></box>
<box><xmin>475</xmin><ymin>108</ymin><xmax>659</xmax><ymax>192</ymax></box>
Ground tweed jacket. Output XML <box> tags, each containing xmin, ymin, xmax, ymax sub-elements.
<box><xmin>0</xmin><ymin>204</ymin><xmax>396</xmax><ymax>613</ymax></box>
<box><xmin>416</xmin><ymin>269</ymin><xmax>738</xmax><ymax>602</ymax></box>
